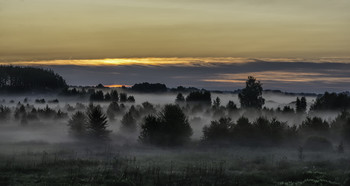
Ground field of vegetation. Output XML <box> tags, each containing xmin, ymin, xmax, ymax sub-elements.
<box><xmin>1</xmin><ymin>144</ymin><xmax>350</xmax><ymax>186</ymax></box>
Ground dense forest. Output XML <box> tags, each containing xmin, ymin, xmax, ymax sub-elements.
<box><xmin>0</xmin><ymin>66</ymin><xmax>67</xmax><ymax>93</ymax></box>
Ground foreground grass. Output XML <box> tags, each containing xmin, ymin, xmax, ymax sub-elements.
<box><xmin>0</xmin><ymin>145</ymin><xmax>349</xmax><ymax>186</ymax></box>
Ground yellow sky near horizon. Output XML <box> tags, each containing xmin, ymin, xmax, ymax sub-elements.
<box><xmin>1</xmin><ymin>0</ymin><xmax>350</xmax><ymax>61</ymax></box>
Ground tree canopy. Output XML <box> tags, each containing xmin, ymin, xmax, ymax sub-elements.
<box><xmin>131</xmin><ymin>82</ymin><xmax>167</xmax><ymax>92</ymax></box>
<box><xmin>139</xmin><ymin>104</ymin><xmax>192</xmax><ymax>146</ymax></box>
<box><xmin>238</xmin><ymin>76</ymin><xmax>265</xmax><ymax>109</ymax></box>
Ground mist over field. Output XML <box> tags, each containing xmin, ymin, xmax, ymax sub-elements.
<box><xmin>0</xmin><ymin>91</ymin><xmax>316</xmax><ymax>143</ymax></box>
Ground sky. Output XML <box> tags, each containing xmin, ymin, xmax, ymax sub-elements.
<box><xmin>1</xmin><ymin>0</ymin><xmax>350</xmax><ymax>92</ymax></box>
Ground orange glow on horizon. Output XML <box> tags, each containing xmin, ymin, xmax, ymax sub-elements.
<box><xmin>1</xmin><ymin>57</ymin><xmax>350</xmax><ymax>67</ymax></box>
<box><xmin>0</xmin><ymin>57</ymin><xmax>255</xmax><ymax>67</ymax></box>
<box><xmin>104</xmin><ymin>84</ymin><xmax>131</xmax><ymax>88</ymax></box>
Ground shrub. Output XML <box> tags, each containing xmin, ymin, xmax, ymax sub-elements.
<box><xmin>202</xmin><ymin>117</ymin><xmax>234</xmax><ymax>143</ymax></box>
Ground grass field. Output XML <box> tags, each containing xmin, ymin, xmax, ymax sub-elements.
<box><xmin>1</xmin><ymin>143</ymin><xmax>349</xmax><ymax>186</ymax></box>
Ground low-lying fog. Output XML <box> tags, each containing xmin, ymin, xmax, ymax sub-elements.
<box><xmin>0</xmin><ymin>90</ymin><xmax>340</xmax><ymax>146</ymax></box>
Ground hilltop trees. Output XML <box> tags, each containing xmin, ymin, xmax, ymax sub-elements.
<box><xmin>0</xmin><ymin>66</ymin><xmax>67</xmax><ymax>93</ymax></box>
<box><xmin>139</xmin><ymin>104</ymin><xmax>192</xmax><ymax>146</ymax></box>
<box><xmin>311</xmin><ymin>92</ymin><xmax>350</xmax><ymax>110</ymax></box>
<box><xmin>131</xmin><ymin>82</ymin><xmax>167</xmax><ymax>92</ymax></box>
<box><xmin>238</xmin><ymin>76</ymin><xmax>265</xmax><ymax>109</ymax></box>
<box><xmin>186</xmin><ymin>90</ymin><xmax>211</xmax><ymax>106</ymax></box>
<box><xmin>89</xmin><ymin>90</ymin><xmax>135</xmax><ymax>103</ymax></box>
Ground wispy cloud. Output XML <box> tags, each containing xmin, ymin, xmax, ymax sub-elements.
<box><xmin>14</xmin><ymin>57</ymin><xmax>347</xmax><ymax>93</ymax></box>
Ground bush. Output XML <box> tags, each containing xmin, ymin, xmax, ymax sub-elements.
<box><xmin>300</xmin><ymin>117</ymin><xmax>330</xmax><ymax>136</ymax></box>
<box><xmin>202</xmin><ymin>117</ymin><xmax>234</xmax><ymax>143</ymax></box>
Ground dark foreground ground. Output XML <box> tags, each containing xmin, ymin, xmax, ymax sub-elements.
<box><xmin>0</xmin><ymin>143</ymin><xmax>349</xmax><ymax>186</ymax></box>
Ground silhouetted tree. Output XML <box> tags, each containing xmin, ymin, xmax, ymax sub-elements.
<box><xmin>131</xmin><ymin>82</ymin><xmax>167</xmax><ymax>92</ymax></box>
<box><xmin>14</xmin><ymin>105</ymin><xmax>26</xmax><ymax>121</ymax></box>
<box><xmin>226</xmin><ymin>101</ymin><xmax>237</xmax><ymax>112</ymax></box>
<box><xmin>86</xmin><ymin>104</ymin><xmax>110</xmax><ymax>140</ymax></box>
<box><xmin>0</xmin><ymin>105</ymin><xmax>11</xmax><ymax>121</ymax></box>
<box><xmin>203</xmin><ymin>117</ymin><xmax>234</xmax><ymax>143</ymax></box>
<box><xmin>175</xmin><ymin>93</ymin><xmax>185</xmax><ymax>103</ymax></box>
<box><xmin>282</xmin><ymin>106</ymin><xmax>294</xmax><ymax>113</ymax></box>
<box><xmin>68</xmin><ymin>111</ymin><xmax>87</xmax><ymax>137</ymax></box>
<box><xmin>139</xmin><ymin>115</ymin><xmax>161</xmax><ymax>145</ymax></box>
<box><xmin>110</xmin><ymin>90</ymin><xmax>119</xmax><ymax>102</ymax></box>
<box><xmin>186</xmin><ymin>90</ymin><xmax>211</xmax><ymax>106</ymax></box>
<box><xmin>300</xmin><ymin>117</ymin><xmax>330</xmax><ymax>137</ymax></box>
<box><xmin>90</xmin><ymin>90</ymin><xmax>105</xmax><ymax>101</ymax></box>
<box><xmin>238</xmin><ymin>76</ymin><xmax>265</xmax><ymax>109</ymax></box>
<box><xmin>35</xmin><ymin>99</ymin><xmax>46</xmax><ymax>104</ymax></box>
<box><xmin>127</xmin><ymin>96</ymin><xmax>135</xmax><ymax>102</ymax></box>
<box><xmin>296</xmin><ymin>97</ymin><xmax>307</xmax><ymax>113</ymax></box>
<box><xmin>106</xmin><ymin>101</ymin><xmax>120</xmax><ymax>121</ymax></box>
<box><xmin>311</xmin><ymin>92</ymin><xmax>350</xmax><ymax>110</ymax></box>
<box><xmin>55</xmin><ymin>110</ymin><xmax>68</xmax><ymax>120</ymax></box>
<box><xmin>37</xmin><ymin>105</ymin><xmax>56</xmax><ymax>119</ymax></box>
<box><xmin>120</xmin><ymin>93</ymin><xmax>127</xmax><ymax>102</ymax></box>
<box><xmin>232</xmin><ymin>117</ymin><xmax>254</xmax><ymax>146</ymax></box>
<box><xmin>96</xmin><ymin>83</ymin><xmax>105</xmax><ymax>88</ymax></box>
<box><xmin>120</xmin><ymin>111</ymin><xmax>137</xmax><ymax>133</ymax></box>
<box><xmin>213</xmin><ymin>97</ymin><xmax>221</xmax><ymax>109</ymax></box>
<box><xmin>141</xmin><ymin>102</ymin><xmax>156</xmax><ymax>115</ymax></box>
<box><xmin>139</xmin><ymin>104</ymin><xmax>192</xmax><ymax>146</ymax></box>
<box><xmin>104</xmin><ymin>92</ymin><xmax>111</xmax><ymax>101</ymax></box>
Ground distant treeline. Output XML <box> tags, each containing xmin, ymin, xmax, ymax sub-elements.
<box><xmin>0</xmin><ymin>66</ymin><xmax>67</xmax><ymax>93</ymax></box>
<box><xmin>311</xmin><ymin>92</ymin><xmax>350</xmax><ymax>111</ymax></box>
<box><xmin>130</xmin><ymin>82</ymin><xmax>200</xmax><ymax>93</ymax></box>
